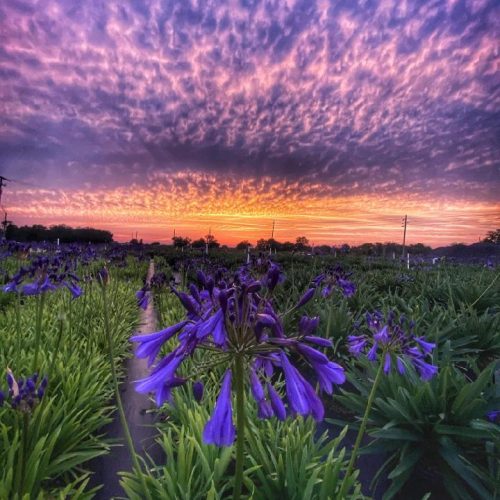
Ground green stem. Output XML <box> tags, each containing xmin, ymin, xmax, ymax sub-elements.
<box><xmin>233</xmin><ymin>353</ymin><xmax>246</xmax><ymax>500</ymax></box>
<box><xmin>15</xmin><ymin>292</ymin><xmax>21</xmax><ymax>359</ymax></box>
<box><xmin>325</xmin><ymin>303</ymin><xmax>333</xmax><ymax>340</ymax></box>
<box><xmin>47</xmin><ymin>317</ymin><xmax>64</xmax><ymax>385</ymax></box>
<box><xmin>101</xmin><ymin>285</ymin><xmax>152</xmax><ymax>500</ymax></box>
<box><xmin>339</xmin><ymin>360</ymin><xmax>385</xmax><ymax>498</ymax></box>
<box><xmin>17</xmin><ymin>412</ymin><xmax>29</xmax><ymax>499</ymax></box>
<box><xmin>32</xmin><ymin>293</ymin><xmax>46</xmax><ymax>373</ymax></box>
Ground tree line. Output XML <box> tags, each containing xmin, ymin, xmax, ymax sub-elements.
<box><xmin>4</xmin><ymin>224</ymin><xmax>113</xmax><ymax>243</ymax></box>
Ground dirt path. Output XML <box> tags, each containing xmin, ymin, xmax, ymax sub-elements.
<box><xmin>91</xmin><ymin>260</ymin><xmax>161</xmax><ymax>499</ymax></box>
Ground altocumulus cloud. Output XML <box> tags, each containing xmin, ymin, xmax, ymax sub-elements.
<box><xmin>0</xmin><ymin>0</ymin><xmax>499</xmax><ymax>240</ymax></box>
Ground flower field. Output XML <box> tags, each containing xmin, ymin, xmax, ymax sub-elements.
<box><xmin>1</xmin><ymin>242</ymin><xmax>499</xmax><ymax>499</ymax></box>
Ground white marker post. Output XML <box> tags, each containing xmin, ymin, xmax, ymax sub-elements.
<box><xmin>407</xmin><ymin>252</ymin><xmax>410</xmax><ymax>270</ymax></box>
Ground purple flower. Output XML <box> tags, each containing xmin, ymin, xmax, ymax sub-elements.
<box><xmin>304</xmin><ymin>335</ymin><xmax>332</xmax><ymax>348</ymax></box>
<box><xmin>383</xmin><ymin>352</ymin><xmax>392</xmax><ymax>374</ymax></box>
<box><xmin>280</xmin><ymin>352</ymin><xmax>324</xmax><ymax>421</ymax></box>
<box><xmin>1</xmin><ymin>370</ymin><xmax>47</xmax><ymax>412</ymax></box>
<box><xmin>316</xmin><ymin>265</ymin><xmax>356</xmax><ymax>299</ymax></box>
<box><xmin>135</xmin><ymin>288</ymin><xmax>149</xmax><ymax>310</ymax></box>
<box><xmin>415</xmin><ymin>337</ymin><xmax>435</xmax><ymax>355</ymax></box>
<box><xmin>348</xmin><ymin>335</ymin><xmax>367</xmax><ymax>357</ymax></box>
<box><xmin>64</xmin><ymin>281</ymin><xmax>83</xmax><ymax>300</ymax></box>
<box><xmin>249</xmin><ymin>368</ymin><xmax>265</xmax><ymax>402</ymax></box>
<box><xmin>203</xmin><ymin>370</ymin><xmax>236</xmax><ymax>446</ymax></box>
<box><xmin>267</xmin><ymin>383</ymin><xmax>287</xmax><ymax>421</ymax></box>
<box><xmin>193</xmin><ymin>381</ymin><xmax>204</xmax><ymax>402</ymax></box>
<box><xmin>131</xmin><ymin>321</ymin><xmax>188</xmax><ymax>366</ymax></box>
<box><xmin>312</xmin><ymin>360</ymin><xmax>346</xmax><ymax>394</ymax></box>
<box><xmin>412</xmin><ymin>358</ymin><xmax>438</xmax><ymax>381</ymax></box>
<box><xmin>486</xmin><ymin>410</ymin><xmax>499</xmax><ymax>423</ymax></box>
<box><xmin>299</xmin><ymin>316</ymin><xmax>320</xmax><ymax>336</ymax></box>
<box><xmin>347</xmin><ymin>311</ymin><xmax>438</xmax><ymax>381</ymax></box>
<box><xmin>135</xmin><ymin>351</ymin><xmax>185</xmax><ymax>405</ymax></box>
<box><xmin>296</xmin><ymin>288</ymin><xmax>315</xmax><ymax>309</ymax></box>
<box><xmin>396</xmin><ymin>357</ymin><xmax>406</xmax><ymax>375</ymax></box>
<box><xmin>257</xmin><ymin>399</ymin><xmax>274</xmax><ymax>419</ymax></box>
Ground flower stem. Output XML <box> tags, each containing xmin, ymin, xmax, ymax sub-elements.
<box><xmin>339</xmin><ymin>360</ymin><xmax>385</xmax><ymax>498</ymax></box>
<box><xmin>32</xmin><ymin>293</ymin><xmax>46</xmax><ymax>373</ymax></box>
<box><xmin>47</xmin><ymin>316</ymin><xmax>64</xmax><ymax>385</ymax></box>
<box><xmin>15</xmin><ymin>292</ymin><xmax>21</xmax><ymax>358</ymax></box>
<box><xmin>233</xmin><ymin>353</ymin><xmax>246</xmax><ymax>500</ymax></box>
<box><xmin>17</xmin><ymin>412</ymin><xmax>29</xmax><ymax>498</ymax></box>
<box><xmin>101</xmin><ymin>285</ymin><xmax>151</xmax><ymax>500</ymax></box>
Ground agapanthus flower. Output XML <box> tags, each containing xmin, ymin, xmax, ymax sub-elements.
<box><xmin>203</xmin><ymin>370</ymin><xmax>235</xmax><ymax>446</ymax></box>
<box><xmin>1</xmin><ymin>369</ymin><xmax>47</xmax><ymax>413</ymax></box>
<box><xmin>135</xmin><ymin>287</ymin><xmax>149</xmax><ymax>310</ymax></box>
<box><xmin>63</xmin><ymin>280</ymin><xmax>83</xmax><ymax>299</ymax></box>
<box><xmin>193</xmin><ymin>380</ymin><xmax>204</xmax><ymax>402</ymax></box>
<box><xmin>486</xmin><ymin>410</ymin><xmax>499</xmax><ymax>423</ymax></box>
<box><xmin>132</xmin><ymin>262</ymin><xmax>345</xmax><ymax>446</ymax></box>
<box><xmin>347</xmin><ymin>310</ymin><xmax>437</xmax><ymax>381</ymax></box>
<box><xmin>314</xmin><ymin>265</ymin><xmax>356</xmax><ymax>299</ymax></box>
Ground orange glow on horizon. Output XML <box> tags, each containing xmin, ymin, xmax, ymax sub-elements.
<box><xmin>5</xmin><ymin>173</ymin><xmax>499</xmax><ymax>247</ymax></box>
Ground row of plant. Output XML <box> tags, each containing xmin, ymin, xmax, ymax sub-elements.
<box><xmin>123</xmin><ymin>255</ymin><xmax>499</xmax><ymax>499</ymax></box>
<box><xmin>0</xmin><ymin>246</ymin><xmax>148</xmax><ymax>498</ymax></box>
<box><xmin>1</xmin><ymin>243</ymin><xmax>498</xmax><ymax>498</ymax></box>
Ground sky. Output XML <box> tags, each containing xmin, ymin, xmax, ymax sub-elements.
<box><xmin>0</xmin><ymin>0</ymin><xmax>499</xmax><ymax>246</ymax></box>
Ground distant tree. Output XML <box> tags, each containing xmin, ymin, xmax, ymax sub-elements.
<box><xmin>316</xmin><ymin>244</ymin><xmax>332</xmax><ymax>254</ymax></box>
<box><xmin>295</xmin><ymin>236</ymin><xmax>310</xmax><ymax>251</ymax></box>
<box><xmin>256</xmin><ymin>238</ymin><xmax>268</xmax><ymax>251</ymax></box>
<box><xmin>236</xmin><ymin>240</ymin><xmax>252</xmax><ymax>250</ymax></box>
<box><xmin>172</xmin><ymin>236</ymin><xmax>191</xmax><ymax>248</ymax></box>
<box><xmin>268</xmin><ymin>238</ymin><xmax>279</xmax><ymax>251</ymax></box>
<box><xmin>484</xmin><ymin>229</ymin><xmax>500</xmax><ymax>245</ymax></box>
<box><xmin>6</xmin><ymin>224</ymin><xmax>112</xmax><ymax>243</ymax></box>
<box><xmin>357</xmin><ymin>243</ymin><xmax>375</xmax><ymax>255</ymax></box>
<box><xmin>281</xmin><ymin>241</ymin><xmax>295</xmax><ymax>252</ymax></box>
<box><xmin>408</xmin><ymin>243</ymin><xmax>432</xmax><ymax>255</ymax></box>
<box><xmin>205</xmin><ymin>233</ymin><xmax>220</xmax><ymax>249</ymax></box>
<box><xmin>340</xmin><ymin>244</ymin><xmax>350</xmax><ymax>254</ymax></box>
<box><xmin>191</xmin><ymin>238</ymin><xmax>206</xmax><ymax>249</ymax></box>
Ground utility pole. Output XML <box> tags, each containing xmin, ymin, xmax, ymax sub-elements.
<box><xmin>1</xmin><ymin>211</ymin><xmax>11</xmax><ymax>238</ymax></box>
<box><xmin>269</xmin><ymin>220</ymin><xmax>275</xmax><ymax>256</ymax></box>
<box><xmin>0</xmin><ymin>176</ymin><xmax>7</xmax><ymax>206</ymax></box>
<box><xmin>401</xmin><ymin>215</ymin><xmax>408</xmax><ymax>259</ymax></box>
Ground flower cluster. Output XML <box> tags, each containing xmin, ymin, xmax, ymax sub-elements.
<box><xmin>313</xmin><ymin>265</ymin><xmax>356</xmax><ymax>298</ymax></box>
<box><xmin>0</xmin><ymin>369</ymin><xmax>47</xmax><ymax>413</ymax></box>
<box><xmin>348</xmin><ymin>311</ymin><xmax>438</xmax><ymax>381</ymax></box>
<box><xmin>487</xmin><ymin>410</ymin><xmax>499</xmax><ymax>424</ymax></box>
<box><xmin>132</xmin><ymin>263</ymin><xmax>345</xmax><ymax>446</ymax></box>
<box><xmin>135</xmin><ymin>286</ymin><xmax>150</xmax><ymax>310</ymax></box>
<box><xmin>2</xmin><ymin>253</ymin><xmax>83</xmax><ymax>299</ymax></box>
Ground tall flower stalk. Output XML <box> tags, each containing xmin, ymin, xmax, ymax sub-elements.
<box><xmin>0</xmin><ymin>369</ymin><xmax>47</xmax><ymax>498</ymax></box>
<box><xmin>233</xmin><ymin>354</ymin><xmax>246</xmax><ymax>500</ymax></box>
<box><xmin>131</xmin><ymin>261</ymin><xmax>346</xmax><ymax>498</ymax></box>
<box><xmin>339</xmin><ymin>311</ymin><xmax>438</xmax><ymax>497</ymax></box>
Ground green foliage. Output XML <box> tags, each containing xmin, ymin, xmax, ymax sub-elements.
<box><xmin>0</xmin><ymin>267</ymin><xmax>144</xmax><ymax>497</ymax></box>
<box><xmin>336</xmin><ymin>360</ymin><xmax>500</xmax><ymax>499</ymax></box>
<box><xmin>121</xmin><ymin>385</ymin><xmax>363</xmax><ymax>500</ymax></box>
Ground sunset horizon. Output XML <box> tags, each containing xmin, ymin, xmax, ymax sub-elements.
<box><xmin>1</xmin><ymin>0</ymin><xmax>499</xmax><ymax>247</ymax></box>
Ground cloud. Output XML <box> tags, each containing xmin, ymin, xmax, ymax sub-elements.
<box><xmin>6</xmin><ymin>171</ymin><xmax>500</xmax><ymax>245</ymax></box>
<box><xmin>0</xmin><ymin>0</ymin><xmax>498</xmax><ymax>241</ymax></box>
